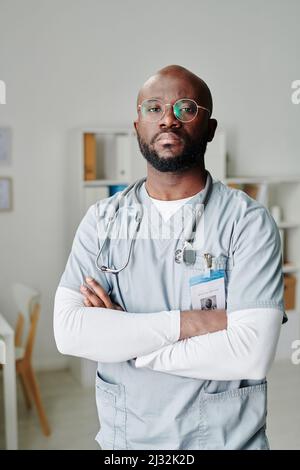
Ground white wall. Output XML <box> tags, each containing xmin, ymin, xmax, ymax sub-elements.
<box><xmin>0</xmin><ymin>0</ymin><xmax>299</xmax><ymax>369</ymax></box>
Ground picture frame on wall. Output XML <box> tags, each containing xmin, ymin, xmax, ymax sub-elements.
<box><xmin>0</xmin><ymin>176</ymin><xmax>13</xmax><ymax>211</ymax></box>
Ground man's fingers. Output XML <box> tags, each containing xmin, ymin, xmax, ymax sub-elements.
<box><xmin>80</xmin><ymin>285</ymin><xmax>106</xmax><ymax>308</ymax></box>
<box><xmin>83</xmin><ymin>298</ymin><xmax>93</xmax><ymax>307</ymax></box>
<box><xmin>82</xmin><ymin>277</ymin><xmax>122</xmax><ymax>311</ymax></box>
<box><xmin>115</xmin><ymin>304</ymin><xmax>124</xmax><ymax>311</ymax></box>
<box><xmin>85</xmin><ymin>277</ymin><xmax>113</xmax><ymax>308</ymax></box>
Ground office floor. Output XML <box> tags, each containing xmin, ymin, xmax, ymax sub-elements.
<box><xmin>0</xmin><ymin>360</ymin><xmax>299</xmax><ymax>450</ymax></box>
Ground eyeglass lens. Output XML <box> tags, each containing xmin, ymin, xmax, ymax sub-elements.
<box><xmin>140</xmin><ymin>99</ymin><xmax>198</xmax><ymax>122</ymax></box>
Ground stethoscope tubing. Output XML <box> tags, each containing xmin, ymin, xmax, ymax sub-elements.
<box><xmin>95</xmin><ymin>171</ymin><xmax>212</xmax><ymax>275</ymax></box>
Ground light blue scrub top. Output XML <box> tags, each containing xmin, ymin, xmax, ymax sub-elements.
<box><xmin>59</xmin><ymin>172</ymin><xmax>285</xmax><ymax>450</ymax></box>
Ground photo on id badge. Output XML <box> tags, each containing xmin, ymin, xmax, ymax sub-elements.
<box><xmin>189</xmin><ymin>268</ymin><xmax>226</xmax><ymax>310</ymax></box>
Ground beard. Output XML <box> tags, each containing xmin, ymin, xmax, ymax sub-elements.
<box><xmin>136</xmin><ymin>130</ymin><xmax>208</xmax><ymax>173</ymax></box>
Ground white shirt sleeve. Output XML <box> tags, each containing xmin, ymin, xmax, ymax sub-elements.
<box><xmin>135</xmin><ymin>308</ymin><xmax>283</xmax><ymax>380</ymax></box>
<box><xmin>53</xmin><ymin>286</ymin><xmax>180</xmax><ymax>363</ymax></box>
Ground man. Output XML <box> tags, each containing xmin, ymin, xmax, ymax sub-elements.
<box><xmin>54</xmin><ymin>65</ymin><xmax>285</xmax><ymax>450</ymax></box>
<box><xmin>203</xmin><ymin>298</ymin><xmax>214</xmax><ymax>310</ymax></box>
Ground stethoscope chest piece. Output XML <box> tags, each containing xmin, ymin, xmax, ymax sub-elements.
<box><xmin>174</xmin><ymin>241</ymin><xmax>196</xmax><ymax>265</ymax></box>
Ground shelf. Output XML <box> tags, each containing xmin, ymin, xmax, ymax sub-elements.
<box><xmin>277</xmin><ymin>221</ymin><xmax>300</xmax><ymax>229</ymax></box>
<box><xmin>84</xmin><ymin>180</ymin><xmax>129</xmax><ymax>187</ymax></box>
<box><xmin>225</xmin><ymin>176</ymin><xmax>300</xmax><ymax>184</ymax></box>
<box><xmin>283</xmin><ymin>309</ymin><xmax>298</xmax><ymax>314</ymax></box>
<box><xmin>80</xmin><ymin>127</ymin><xmax>135</xmax><ymax>135</ymax></box>
<box><xmin>283</xmin><ymin>264</ymin><xmax>299</xmax><ymax>274</ymax></box>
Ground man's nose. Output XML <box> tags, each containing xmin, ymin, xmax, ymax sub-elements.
<box><xmin>159</xmin><ymin>104</ymin><xmax>181</xmax><ymax>128</ymax></box>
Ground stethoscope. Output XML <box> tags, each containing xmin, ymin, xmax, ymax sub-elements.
<box><xmin>95</xmin><ymin>171</ymin><xmax>213</xmax><ymax>275</ymax></box>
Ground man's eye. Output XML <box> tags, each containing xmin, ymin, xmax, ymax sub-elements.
<box><xmin>148</xmin><ymin>107</ymin><xmax>161</xmax><ymax>113</ymax></box>
<box><xmin>181</xmin><ymin>107</ymin><xmax>193</xmax><ymax>113</ymax></box>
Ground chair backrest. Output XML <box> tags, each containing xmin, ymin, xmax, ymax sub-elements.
<box><xmin>12</xmin><ymin>283</ymin><xmax>41</xmax><ymax>357</ymax></box>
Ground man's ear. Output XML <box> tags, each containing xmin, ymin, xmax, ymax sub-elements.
<box><xmin>206</xmin><ymin>118</ymin><xmax>218</xmax><ymax>142</ymax></box>
<box><xmin>133</xmin><ymin>120</ymin><xmax>138</xmax><ymax>132</ymax></box>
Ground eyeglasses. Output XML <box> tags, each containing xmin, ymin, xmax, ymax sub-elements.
<box><xmin>138</xmin><ymin>98</ymin><xmax>211</xmax><ymax>123</ymax></box>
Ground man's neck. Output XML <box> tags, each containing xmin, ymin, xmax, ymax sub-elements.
<box><xmin>145</xmin><ymin>165</ymin><xmax>207</xmax><ymax>201</ymax></box>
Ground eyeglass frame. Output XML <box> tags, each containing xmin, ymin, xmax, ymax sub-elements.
<box><xmin>137</xmin><ymin>98</ymin><xmax>212</xmax><ymax>123</ymax></box>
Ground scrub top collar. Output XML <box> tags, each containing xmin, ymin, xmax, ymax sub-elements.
<box><xmin>139</xmin><ymin>170</ymin><xmax>214</xmax><ymax>216</ymax></box>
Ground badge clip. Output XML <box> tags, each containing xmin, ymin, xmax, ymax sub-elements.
<box><xmin>204</xmin><ymin>253</ymin><xmax>212</xmax><ymax>276</ymax></box>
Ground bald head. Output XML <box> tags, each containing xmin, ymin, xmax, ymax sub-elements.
<box><xmin>137</xmin><ymin>65</ymin><xmax>213</xmax><ymax>114</ymax></box>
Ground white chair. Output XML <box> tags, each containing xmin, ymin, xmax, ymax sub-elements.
<box><xmin>12</xmin><ymin>283</ymin><xmax>51</xmax><ymax>436</ymax></box>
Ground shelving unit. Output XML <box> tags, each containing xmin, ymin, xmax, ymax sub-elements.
<box><xmin>78</xmin><ymin>128</ymin><xmax>146</xmax><ymax>215</ymax></box>
<box><xmin>224</xmin><ymin>175</ymin><xmax>300</xmax><ymax>361</ymax></box>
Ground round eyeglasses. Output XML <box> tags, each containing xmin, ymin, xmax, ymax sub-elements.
<box><xmin>138</xmin><ymin>98</ymin><xmax>211</xmax><ymax>123</ymax></box>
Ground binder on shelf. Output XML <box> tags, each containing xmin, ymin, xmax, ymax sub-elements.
<box><xmin>242</xmin><ymin>183</ymin><xmax>259</xmax><ymax>200</ymax></box>
<box><xmin>226</xmin><ymin>182</ymin><xmax>269</xmax><ymax>207</ymax></box>
<box><xmin>284</xmin><ymin>274</ymin><xmax>296</xmax><ymax>310</ymax></box>
<box><xmin>109</xmin><ymin>184</ymin><xmax>128</xmax><ymax>196</ymax></box>
<box><xmin>84</xmin><ymin>133</ymin><xmax>97</xmax><ymax>180</ymax></box>
<box><xmin>256</xmin><ymin>183</ymin><xmax>269</xmax><ymax>206</ymax></box>
<box><xmin>115</xmin><ymin>134</ymin><xmax>132</xmax><ymax>181</ymax></box>
<box><xmin>279</xmin><ymin>228</ymin><xmax>285</xmax><ymax>263</ymax></box>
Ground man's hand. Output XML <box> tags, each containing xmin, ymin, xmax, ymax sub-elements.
<box><xmin>80</xmin><ymin>277</ymin><xmax>124</xmax><ymax>311</ymax></box>
<box><xmin>179</xmin><ymin>309</ymin><xmax>227</xmax><ymax>340</ymax></box>
<box><xmin>80</xmin><ymin>278</ymin><xmax>226</xmax><ymax>340</ymax></box>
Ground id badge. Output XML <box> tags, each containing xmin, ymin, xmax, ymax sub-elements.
<box><xmin>189</xmin><ymin>270</ymin><xmax>226</xmax><ymax>310</ymax></box>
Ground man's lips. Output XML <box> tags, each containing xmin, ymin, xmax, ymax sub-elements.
<box><xmin>155</xmin><ymin>132</ymin><xmax>183</xmax><ymax>145</ymax></box>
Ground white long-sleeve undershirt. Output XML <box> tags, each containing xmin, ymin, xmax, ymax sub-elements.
<box><xmin>135</xmin><ymin>308</ymin><xmax>283</xmax><ymax>380</ymax></box>
<box><xmin>53</xmin><ymin>286</ymin><xmax>180</xmax><ymax>362</ymax></box>
<box><xmin>53</xmin><ymin>286</ymin><xmax>283</xmax><ymax>380</ymax></box>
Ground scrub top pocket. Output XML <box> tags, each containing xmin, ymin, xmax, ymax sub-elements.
<box><xmin>200</xmin><ymin>381</ymin><xmax>269</xmax><ymax>450</ymax></box>
<box><xmin>95</xmin><ymin>371</ymin><xmax>127</xmax><ymax>450</ymax></box>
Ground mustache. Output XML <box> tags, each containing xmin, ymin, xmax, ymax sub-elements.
<box><xmin>150</xmin><ymin>130</ymin><xmax>187</xmax><ymax>145</ymax></box>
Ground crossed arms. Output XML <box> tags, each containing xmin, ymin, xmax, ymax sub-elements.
<box><xmin>54</xmin><ymin>277</ymin><xmax>283</xmax><ymax>381</ymax></box>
